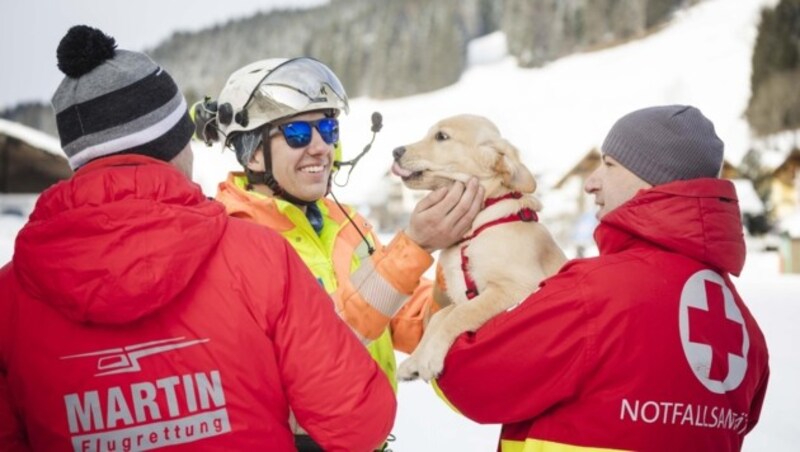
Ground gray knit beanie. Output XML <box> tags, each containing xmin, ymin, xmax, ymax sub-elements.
<box><xmin>51</xmin><ymin>25</ymin><xmax>194</xmax><ymax>169</ymax></box>
<box><xmin>601</xmin><ymin>105</ymin><xmax>724</xmax><ymax>186</ymax></box>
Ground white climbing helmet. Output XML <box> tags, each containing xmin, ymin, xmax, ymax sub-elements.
<box><xmin>215</xmin><ymin>57</ymin><xmax>349</xmax><ymax>137</ymax></box>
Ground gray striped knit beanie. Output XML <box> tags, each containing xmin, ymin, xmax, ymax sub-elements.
<box><xmin>52</xmin><ymin>25</ymin><xmax>194</xmax><ymax>170</ymax></box>
<box><xmin>601</xmin><ymin>105</ymin><xmax>724</xmax><ymax>186</ymax></box>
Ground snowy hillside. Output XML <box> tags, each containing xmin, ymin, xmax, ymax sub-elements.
<box><xmin>193</xmin><ymin>0</ymin><xmax>778</xmax><ymax>208</ymax></box>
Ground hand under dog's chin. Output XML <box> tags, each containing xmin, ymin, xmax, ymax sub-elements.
<box><xmin>404</xmin><ymin>172</ymin><xmax>467</xmax><ymax>191</ymax></box>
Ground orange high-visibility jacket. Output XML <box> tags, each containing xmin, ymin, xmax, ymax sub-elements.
<box><xmin>216</xmin><ymin>173</ymin><xmax>437</xmax><ymax>386</ymax></box>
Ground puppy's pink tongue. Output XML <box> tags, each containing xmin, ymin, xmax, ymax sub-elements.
<box><xmin>391</xmin><ymin>162</ymin><xmax>414</xmax><ymax>178</ymax></box>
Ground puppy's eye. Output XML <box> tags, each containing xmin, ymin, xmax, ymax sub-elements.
<box><xmin>435</xmin><ymin>131</ymin><xmax>450</xmax><ymax>141</ymax></box>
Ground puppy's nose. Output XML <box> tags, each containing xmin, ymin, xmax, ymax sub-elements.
<box><xmin>392</xmin><ymin>146</ymin><xmax>406</xmax><ymax>161</ymax></box>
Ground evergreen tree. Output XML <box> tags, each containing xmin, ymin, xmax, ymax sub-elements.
<box><xmin>747</xmin><ymin>0</ymin><xmax>800</xmax><ymax>135</ymax></box>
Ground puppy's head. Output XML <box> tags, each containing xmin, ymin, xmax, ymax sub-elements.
<box><xmin>392</xmin><ymin>114</ymin><xmax>536</xmax><ymax>195</ymax></box>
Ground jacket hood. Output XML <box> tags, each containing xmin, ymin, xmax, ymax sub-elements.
<box><xmin>13</xmin><ymin>155</ymin><xmax>227</xmax><ymax>324</ymax></box>
<box><xmin>596</xmin><ymin>178</ymin><xmax>746</xmax><ymax>276</ymax></box>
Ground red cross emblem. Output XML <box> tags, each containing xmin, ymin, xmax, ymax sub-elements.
<box><xmin>679</xmin><ymin>270</ymin><xmax>749</xmax><ymax>394</ymax></box>
<box><xmin>688</xmin><ymin>280</ymin><xmax>744</xmax><ymax>381</ymax></box>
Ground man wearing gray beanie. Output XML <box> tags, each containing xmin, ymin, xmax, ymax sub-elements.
<box><xmin>589</xmin><ymin>104</ymin><xmax>726</xmax><ymax>218</ymax></box>
<box><xmin>436</xmin><ymin>105</ymin><xmax>769</xmax><ymax>451</ymax></box>
<box><xmin>602</xmin><ymin>105</ymin><xmax>724</xmax><ymax>186</ymax></box>
<box><xmin>0</xmin><ymin>26</ymin><xmax>395</xmax><ymax>451</ymax></box>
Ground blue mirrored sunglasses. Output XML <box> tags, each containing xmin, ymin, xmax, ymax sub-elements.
<box><xmin>271</xmin><ymin>118</ymin><xmax>339</xmax><ymax>149</ymax></box>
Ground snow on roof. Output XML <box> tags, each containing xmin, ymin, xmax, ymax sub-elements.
<box><xmin>779</xmin><ymin>211</ymin><xmax>800</xmax><ymax>238</ymax></box>
<box><xmin>751</xmin><ymin>128</ymin><xmax>800</xmax><ymax>171</ymax></box>
<box><xmin>0</xmin><ymin>118</ymin><xmax>63</xmax><ymax>158</ymax></box>
<box><xmin>731</xmin><ymin>178</ymin><xmax>764</xmax><ymax>214</ymax></box>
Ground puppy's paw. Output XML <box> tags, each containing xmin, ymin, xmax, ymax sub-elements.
<box><xmin>412</xmin><ymin>348</ymin><xmax>446</xmax><ymax>382</ymax></box>
<box><xmin>397</xmin><ymin>357</ymin><xmax>421</xmax><ymax>381</ymax></box>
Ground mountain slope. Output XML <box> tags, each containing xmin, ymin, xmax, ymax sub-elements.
<box><xmin>285</xmin><ymin>0</ymin><xmax>774</xmax><ymax>206</ymax></box>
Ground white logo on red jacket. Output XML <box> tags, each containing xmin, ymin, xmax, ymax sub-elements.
<box><xmin>63</xmin><ymin>370</ymin><xmax>231</xmax><ymax>451</ymax></box>
<box><xmin>61</xmin><ymin>337</ymin><xmax>210</xmax><ymax>376</ymax></box>
<box><xmin>679</xmin><ymin>270</ymin><xmax>749</xmax><ymax>394</ymax></box>
<box><xmin>61</xmin><ymin>338</ymin><xmax>231</xmax><ymax>450</ymax></box>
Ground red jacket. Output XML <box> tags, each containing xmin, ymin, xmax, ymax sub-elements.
<box><xmin>436</xmin><ymin>179</ymin><xmax>769</xmax><ymax>451</ymax></box>
<box><xmin>0</xmin><ymin>155</ymin><xmax>395</xmax><ymax>451</ymax></box>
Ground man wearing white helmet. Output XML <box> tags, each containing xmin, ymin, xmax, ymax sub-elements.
<box><xmin>193</xmin><ymin>57</ymin><xmax>483</xmax><ymax>450</ymax></box>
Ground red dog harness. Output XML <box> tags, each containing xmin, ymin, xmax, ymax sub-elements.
<box><xmin>456</xmin><ymin>192</ymin><xmax>538</xmax><ymax>300</ymax></box>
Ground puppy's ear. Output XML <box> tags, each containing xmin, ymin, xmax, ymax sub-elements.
<box><xmin>485</xmin><ymin>138</ymin><xmax>536</xmax><ymax>193</ymax></box>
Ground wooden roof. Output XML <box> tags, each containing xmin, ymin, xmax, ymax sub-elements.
<box><xmin>0</xmin><ymin>119</ymin><xmax>71</xmax><ymax>193</ymax></box>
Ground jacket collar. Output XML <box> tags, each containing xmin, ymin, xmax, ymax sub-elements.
<box><xmin>596</xmin><ymin>178</ymin><xmax>746</xmax><ymax>276</ymax></box>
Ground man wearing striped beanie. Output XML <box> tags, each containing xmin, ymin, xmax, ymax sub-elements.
<box><xmin>0</xmin><ymin>26</ymin><xmax>396</xmax><ymax>451</ymax></box>
<box><xmin>52</xmin><ymin>25</ymin><xmax>195</xmax><ymax>172</ymax></box>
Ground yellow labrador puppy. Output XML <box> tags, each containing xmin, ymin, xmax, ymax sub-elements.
<box><xmin>392</xmin><ymin>114</ymin><xmax>566</xmax><ymax>381</ymax></box>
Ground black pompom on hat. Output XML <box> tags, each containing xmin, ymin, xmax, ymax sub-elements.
<box><xmin>56</xmin><ymin>25</ymin><xmax>117</xmax><ymax>78</ymax></box>
<box><xmin>51</xmin><ymin>25</ymin><xmax>194</xmax><ymax>169</ymax></box>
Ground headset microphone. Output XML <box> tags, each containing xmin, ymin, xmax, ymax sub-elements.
<box><xmin>333</xmin><ymin>111</ymin><xmax>383</xmax><ymax>187</ymax></box>
<box><xmin>330</xmin><ymin>112</ymin><xmax>384</xmax><ymax>255</ymax></box>
<box><xmin>371</xmin><ymin>112</ymin><xmax>383</xmax><ymax>133</ymax></box>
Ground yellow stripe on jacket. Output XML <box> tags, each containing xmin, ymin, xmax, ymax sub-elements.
<box><xmin>500</xmin><ymin>439</ymin><xmax>628</xmax><ymax>452</ymax></box>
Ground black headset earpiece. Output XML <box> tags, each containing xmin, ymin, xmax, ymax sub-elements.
<box><xmin>235</xmin><ymin>110</ymin><xmax>249</xmax><ymax>127</ymax></box>
<box><xmin>218</xmin><ymin>103</ymin><xmax>234</xmax><ymax>126</ymax></box>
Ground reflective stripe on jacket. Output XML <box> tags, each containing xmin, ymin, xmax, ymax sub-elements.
<box><xmin>216</xmin><ymin>173</ymin><xmax>436</xmax><ymax>387</ymax></box>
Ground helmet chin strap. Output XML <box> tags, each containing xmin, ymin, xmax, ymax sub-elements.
<box><xmin>247</xmin><ymin>126</ymin><xmax>316</xmax><ymax>207</ymax></box>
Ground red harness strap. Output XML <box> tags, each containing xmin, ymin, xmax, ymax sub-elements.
<box><xmin>483</xmin><ymin>191</ymin><xmax>523</xmax><ymax>207</ymax></box>
<box><xmin>456</xmin><ymin>193</ymin><xmax>538</xmax><ymax>300</ymax></box>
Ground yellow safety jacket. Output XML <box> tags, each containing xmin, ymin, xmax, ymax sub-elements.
<box><xmin>216</xmin><ymin>173</ymin><xmax>436</xmax><ymax>388</ymax></box>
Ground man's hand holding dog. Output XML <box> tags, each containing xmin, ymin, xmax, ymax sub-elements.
<box><xmin>405</xmin><ymin>178</ymin><xmax>484</xmax><ymax>253</ymax></box>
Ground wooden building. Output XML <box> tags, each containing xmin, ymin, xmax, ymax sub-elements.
<box><xmin>0</xmin><ymin>118</ymin><xmax>70</xmax><ymax>193</ymax></box>
<box><xmin>548</xmin><ymin>147</ymin><xmax>764</xmax><ymax>248</ymax></box>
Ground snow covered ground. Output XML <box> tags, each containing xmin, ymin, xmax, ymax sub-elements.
<box><xmin>1</xmin><ymin>0</ymin><xmax>797</xmax><ymax>449</ymax></box>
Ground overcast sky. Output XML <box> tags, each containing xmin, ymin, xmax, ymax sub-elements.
<box><xmin>0</xmin><ymin>0</ymin><xmax>328</xmax><ymax>110</ymax></box>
